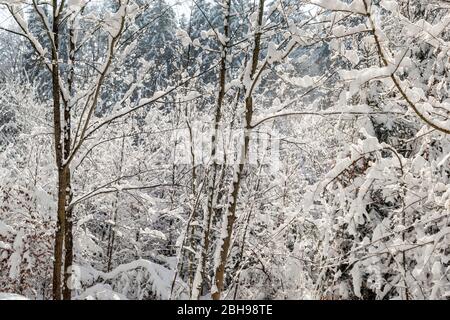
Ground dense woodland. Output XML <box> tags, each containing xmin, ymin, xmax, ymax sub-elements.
<box><xmin>0</xmin><ymin>0</ymin><xmax>449</xmax><ymax>300</ymax></box>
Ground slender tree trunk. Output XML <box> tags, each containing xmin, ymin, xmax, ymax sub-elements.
<box><xmin>191</xmin><ymin>0</ymin><xmax>232</xmax><ymax>300</ymax></box>
<box><xmin>62</xmin><ymin>171</ymin><xmax>73</xmax><ymax>300</ymax></box>
<box><xmin>106</xmin><ymin>134</ymin><xmax>126</xmax><ymax>272</ymax></box>
<box><xmin>106</xmin><ymin>203</ymin><xmax>118</xmax><ymax>272</ymax></box>
<box><xmin>51</xmin><ymin>0</ymin><xmax>65</xmax><ymax>300</ymax></box>
<box><xmin>63</xmin><ymin>17</ymin><xmax>76</xmax><ymax>301</ymax></box>
<box><xmin>53</xmin><ymin>171</ymin><xmax>67</xmax><ymax>300</ymax></box>
<box><xmin>211</xmin><ymin>0</ymin><xmax>265</xmax><ymax>300</ymax></box>
<box><xmin>186</xmin><ymin>115</ymin><xmax>198</xmax><ymax>291</ymax></box>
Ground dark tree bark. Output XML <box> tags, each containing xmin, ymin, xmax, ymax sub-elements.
<box><xmin>191</xmin><ymin>0</ymin><xmax>232</xmax><ymax>300</ymax></box>
<box><xmin>63</xmin><ymin>18</ymin><xmax>76</xmax><ymax>300</ymax></box>
<box><xmin>211</xmin><ymin>0</ymin><xmax>265</xmax><ymax>300</ymax></box>
<box><xmin>51</xmin><ymin>0</ymin><xmax>65</xmax><ymax>300</ymax></box>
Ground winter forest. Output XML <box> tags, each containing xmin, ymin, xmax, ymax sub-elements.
<box><xmin>0</xmin><ymin>0</ymin><xmax>449</xmax><ymax>301</ymax></box>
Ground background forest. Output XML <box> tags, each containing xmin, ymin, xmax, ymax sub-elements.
<box><xmin>0</xmin><ymin>0</ymin><xmax>449</xmax><ymax>300</ymax></box>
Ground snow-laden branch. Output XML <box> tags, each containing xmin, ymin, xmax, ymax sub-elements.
<box><xmin>310</xmin><ymin>0</ymin><xmax>367</xmax><ymax>15</ymax></box>
<box><xmin>251</xmin><ymin>110</ymin><xmax>404</xmax><ymax>129</ymax></box>
<box><xmin>69</xmin><ymin>183</ymin><xmax>182</xmax><ymax>208</ymax></box>
<box><xmin>78</xmin><ymin>259</ymin><xmax>181</xmax><ymax>300</ymax></box>
<box><xmin>66</xmin><ymin>62</ymin><xmax>219</xmax><ymax>166</ymax></box>
<box><xmin>363</xmin><ymin>0</ymin><xmax>450</xmax><ymax>134</ymax></box>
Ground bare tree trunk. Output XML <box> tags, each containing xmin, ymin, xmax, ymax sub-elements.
<box><xmin>53</xmin><ymin>172</ymin><xmax>67</xmax><ymax>300</ymax></box>
<box><xmin>63</xmin><ymin>16</ymin><xmax>76</xmax><ymax>301</ymax></box>
<box><xmin>191</xmin><ymin>0</ymin><xmax>232</xmax><ymax>300</ymax></box>
<box><xmin>51</xmin><ymin>0</ymin><xmax>65</xmax><ymax>300</ymax></box>
<box><xmin>186</xmin><ymin>114</ymin><xmax>197</xmax><ymax>291</ymax></box>
<box><xmin>211</xmin><ymin>0</ymin><xmax>265</xmax><ymax>300</ymax></box>
<box><xmin>106</xmin><ymin>134</ymin><xmax>126</xmax><ymax>272</ymax></box>
<box><xmin>62</xmin><ymin>170</ymin><xmax>73</xmax><ymax>300</ymax></box>
<box><xmin>106</xmin><ymin>200</ymin><xmax>118</xmax><ymax>272</ymax></box>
